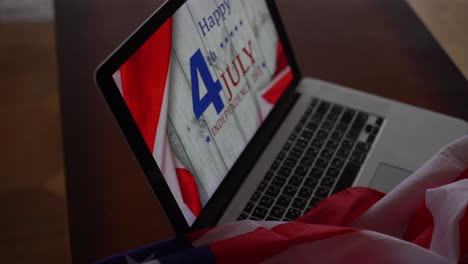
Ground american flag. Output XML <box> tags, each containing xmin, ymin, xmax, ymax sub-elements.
<box><xmin>98</xmin><ymin>135</ymin><xmax>468</xmax><ymax>264</ymax></box>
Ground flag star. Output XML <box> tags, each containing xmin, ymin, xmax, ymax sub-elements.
<box><xmin>206</xmin><ymin>136</ymin><xmax>211</xmax><ymax>143</ymax></box>
<box><xmin>235</xmin><ymin>26</ymin><xmax>238</xmax><ymax>31</ymax></box>
<box><xmin>262</xmin><ymin>62</ymin><xmax>267</xmax><ymax>68</ymax></box>
<box><xmin>220</xmin><ymin>42</ymin><xmax>224</xmax><ymax>48</ymax></box>
<box><xmin>125</xmin><ymin>253</ymin><xmax>155</xmax><ymax>264</ymax></box>
<box><xmin>230</xmin><ymin>31</ymin><xmax>234</xmax><ymax>36</ymax></box>
<box><xmin>239</xmin><ymin>19</ymin><xmax>243</xmax><ymax>25</ymax></box>
<box><xmin>225</xmin><ymin>37</ymin><xmax>229</xmax><ymax>43</ymax></box>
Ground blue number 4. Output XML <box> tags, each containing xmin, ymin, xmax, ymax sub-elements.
<box><xmin>190</xmin><ymin>49</ymin><xmax>224</xmax><ymax>119</ymax></box>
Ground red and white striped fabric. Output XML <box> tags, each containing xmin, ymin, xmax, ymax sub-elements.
<box><xmin>159</xmin><ymin>135</ymin><xmax>467</xmax><ymax>263</ymax></box>
<box><xmin>256</xmin><ymin>42</ymin><xmax>294</xmax><ymax>120</ymax></box>
<box><xmin>114</xmin><ymin>18</ymin><xmax>200</xmax><ymax>223</ymax></box>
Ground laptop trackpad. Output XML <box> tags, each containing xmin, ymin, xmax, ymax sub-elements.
<box><xmin>370</xmin><ymin>163</ymin><xmax>413</xmax><ymax>193</ymax></box>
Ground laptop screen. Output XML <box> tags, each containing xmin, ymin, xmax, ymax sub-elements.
<box><xmin>112</xmin><ymin>0</ymin><xmax>293</xmax><ymax>225</ymax></box>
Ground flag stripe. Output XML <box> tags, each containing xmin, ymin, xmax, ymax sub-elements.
<box><xmin>120</xmin><ymin>18</ymin><xmax>173</xmax><ymax>152</ymax></box>
<box><xmin>176</xmin><ymin>168</ymin><xmax>202</xmax><ymax>216</ymax></box>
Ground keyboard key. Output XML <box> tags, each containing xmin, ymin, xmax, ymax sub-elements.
<box><xmin>286</xmin><ymin>208</ymin><xmax>302</xmax><ymax>220</ymax></box>
<box><xmin>315</xmin><ymin>158</ymin><xmax>329</xmax><ymax>169</ymax></box>
<box><xmin>310</xmin><ymin>98</ymin><xmax>319</xmax><ymax>108</ymax></box>
<box><xmin>306</xmin><ymin>147</ymin><xmax>319</xmax><ymax>157</ymax></box>
<box><xmin>365</xmin><ymin>124</ymin><xmax>373</xmax><ymax>133</ymax></box>
<box><xmin>309</xmin><ymin>197</ymin><xmax>322</xmax><ymax>207</ymax></box>
<box><xmin>284</xmin><ymin>157</ymin><xmax>298</xmax><ymax>168</ymax></box>
<box><xmin>332</xmin><ymin>163</ymin><xmax>361</xmax><ymax>194</ymax></box>
<box><xmin>294</xmin><ymin>125</ymin><xmax>302</xmax><ymax>133</ymax></box>
<box><xmin>346</xmin><ymin>131</ymin><xmax>359</xmax><ymax>140</ymax></box>
<box><xmin>371</xmin><ymin>126</ymin><xmax>379</xmax><ymax>136</ymax></box>
<box><xmin>309</xmin><ymin>168</ymin><xmax>323</xmax><ymax>178</ymax></box>
<box><xmin>304</xmin><ymin>177</ymin><xmax>318</xmax><ymax>189</ymax></box>
<box><xmin>367</xmin><ymin>134</ymin><xmax>376</xmax><ymax>143</ymax></box>
<box><xmin>326</xmin><ymin>112</ymin><xmax>339</xmax><ymax>122</ymax></box>
<box><xmin>282</xmin><ymin>185</ymin><xmax>298</xmax><ymax>197</ymax></box>
<box><xmin>331</xmin><ymin>158</ymin><xmax>345</xmax><ymax>169</ymax></box>
<box><xmin>288</xmin><ymin>175</ymin><xmax>303</xmax><ymax>187</ymax></box>
<box><xmin>264</xmin><ymin>171</ymin><xmax>274</xmax><ymax>180</ymax></box>
<box><xmin>326</xmin><ymin>167</ymin><xmax>340</xmax><ymax>178</ymax></box>
<box><xmin>257</xmin><ymin>180</ymin><xmax>268</xmax><ymax>191</ymax></box>
<box><xmin>251</xmin><ymin>191</ymin><xmax>261</xmax><ymax>202</ymax></box>
<box><xmin>326</xmin><ymin>140</ymin><xmax>339</xmax><ymax>150</ymax></box>
<box><xmin>341</xmin><ymin>109</ymin><xmax>356</xmax><ymax>123</ymax></box>
<box><xmin>376</xmin><ymin>117</ymin><xmax>384</xmax><ymax>126</ymax></box>
<box><xmin>322</xmin><ymin>121</ymin><xmax>334</xmax><ymax>131</ymax></box>
<box><xmin>321</xmin><ymin>177</ymin><xmax>335</xmax><ymax>188</ymax></box>
<box><xmin>315</xmin><ymin>187</ymin><xmax>330</xmax><ymax>198</ymax></box>
<box><xmin>337</xmin><ymin>148</ymin><xmax>350</xmax><ymax>159</ymax></box>
<box><xmin>306</xmin><ymin>121</ymin><xmax>318</xmax><ymax>131</ymax></box>
<box><xmin>296</xmin><ymin>139</ymin><xmax>308</xmax><ymax>150</ymax></box>
<box><xmin>350</xmin><ymin>112</ymin><xmax>368</xmax><ymax>132</ymax></box>
<box><xmin>295</xmin><ymin>166</ymin><xmax>308</xmax><ymax>177</ymax></box>
<box><xmin>336</xmin><ymin>122</ymin><xmax>349</xmax><ymax>132</ymax></box>
<box><xmin>269</xmin><ymin>206</ymin><xmax>286</xmax><ymax>219</ymax></box>
<box><xmin>272</xmin><ymin>176</ymin><xmax>286</xmax><ymax>187</ymax></box>
<box><xmin>244</xmin><ymin>202</ymin><xmax>254</xmax><ymax>214</ymax></box>
<box><xmin>331</xmin><ymin>105</ymin><xmax>343</xmax><ymax>114</ymax></box>
<box><xmin>316</xmin><ymin>130</ymin><xmax>328</xmax><ymax>140</ymax></box>
<box><xmin>292</xmin><ymin>197</ymin><xmax>307</xmax><ymax>210</ymax></box>
<box><xmin>341</xmin><ymin>139</ymin><xmax>354</xmax><ymax>149</ymax></box>
<box><xmin>283</xmin><ymin>141</ymin><xmax>293</xmax><ymax>151</ymax></box>
<box><xmin>277</xmin><ymin>195</ymin><xmax>292</xmax><ymax>208</ymax></box>
<box><xmin>350</xmin><ymin>150</ymin><xmax>365</xmax><ymax>164</ymax></box>
<box><xmin>290</xmin><ymin>148</ymin><xmax>303</xmax><ymax>159</ymax></box>
<box><xmin>320</xmin><ymin>149</ymin><xmax>333</xmax><ymax>159</ymax></box>
<box><xmin>271</xmin><ymin>161</ymin><xmax>280</xmax><ymax>170</ymax></box>
<box><xmin>331</xmin><ymin>131</ymin><xmax>343</xmax><ymax>141</ymax></box>
<box><xmin>259</xmin><ymin>195</ymin><xmax>275</xmax><ymax>208</ymax></box>
<box><xmin>355</xmin><ymin>142</ymin><xmax>370</xmax><ymax>152</ymax></box>
<box><xmin>266</xmin><ymin>186</ymin><xmax>281</xmax><ymax>197</ymax></box>
<box><xmin>298</xmin><ymin>187</ymin><xmax>314</xmax><ymax>199</ymax></box>
<box><xmin>300</xmin><ymin>131</ymin><xmax>314</xmax><ymax>141</ymax></box>
<box><xmin>311</xmin><ymin>138</ymin><xmax>325</xmax><ymax>148</ymax></box>
<box><xmin>238</xmin><ymin>213</ymin><xmax>248</xmax><ymax>220</ymax></box>
<box><xmin>317</xmin><ymin>102</ymin><xmax>330</xmax><ymax>114</ymax></box>
<box><xmin>300</xmin><ymin>156</ymin><xmax>314</xmax><ymax>167</ymax></box>
<box><xmin>310</xmin><ymin>114</ymin><xmax>323</xmax><ymax>124</ymax></box>
<box><xmin>252</xmin><ymin>206</ymin><xmax>268</xmax><ymax>219</ymax></box>
<box><xmin>277</xmin><ymin>151</ymin><xmax>286</xmax><ymax>161</ymax></box>
<box><xmin>278</xmin><ymin>166</ymin><xmax>292</xmax><ymax>177</ymax></box>
<box><xmin>289</xmin><ymin>132</ymin><xmax>298</xmax><ymax>141</ymax></box>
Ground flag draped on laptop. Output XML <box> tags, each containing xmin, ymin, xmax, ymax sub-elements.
<box><xmin>98</xmin><ymin>135</ymin><xmax>468</xmax><ymax>264</ymax></box>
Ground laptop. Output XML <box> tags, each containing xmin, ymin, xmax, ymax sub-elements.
<box><xmin>95</xmin><ymin>0</ymin><xmax>468</xmax><ymax>233</ymax></box>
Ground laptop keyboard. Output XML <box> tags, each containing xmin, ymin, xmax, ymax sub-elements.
<box><xmin>238</xmin><ymin>98</ymin><xmax>384</xmax><ymax>221</ymax></box>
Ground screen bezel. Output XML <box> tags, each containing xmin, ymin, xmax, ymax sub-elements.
<box><xmin>95</xmin><ymin>0</ymin><xmax>302</xmax><ymax>233</ymax></box>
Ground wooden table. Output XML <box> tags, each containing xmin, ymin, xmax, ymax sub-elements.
<box><xmin>54</xmin><ymin>0</ymin><xmax>468</xmax><ymax>263</ymax></box>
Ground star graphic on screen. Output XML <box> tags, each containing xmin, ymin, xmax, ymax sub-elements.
<box><xmin>205</xmin><ymin>136</ymin><xmax>211</xmax><ymax>143</ymax></box>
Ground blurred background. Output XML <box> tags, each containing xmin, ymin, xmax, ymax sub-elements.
<box><xmin>0</xmin><ymin>0</ymin><xmax>466</xmax><ymax>263</ymax></box>
<box><xmin>0</xmin><ymin>0</ymin><xmax>71</xmax><ymax>262</ymax></box>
